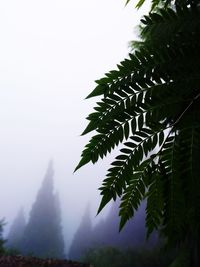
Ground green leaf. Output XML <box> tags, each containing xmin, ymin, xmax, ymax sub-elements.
<box><xmin>124</xmin><ymin>121</ymin><xmax>130</xmax><ymax>139</ymax></box>
<box><xmin>125</xmin><ymin>0</ymin><xmax>131</xmax><ymax>6</ymax></box>
<box><xmin>86</xmin><ymin>84</ymin><xmax>107</xmax><ymax>99</ymax></box>
<box><xmin>74</xmin><ymin>156</ymin><xmax>90</xmax><ymax>172</ymax></box>
<box><xmin>97</xmin><ymin>193</ymin><xmax>113</xmax><ymax>215</ymax></box>
<box><xmin>120</xmin><ymin>148</ymin><xmax>133</xmax><ymax>154</ymax></box>
<box><xmin>159</xmin><ymin>131</ymin><xmax>165</xmax><ymax>146</ymax></box>
<box><xmin>81</xmin><ymin>121</ymin><xmax>97</xmax><ymax>135</ymax></box>
<box><xmin>138</xmin><ymin>114</ymin><xmax>144</xmax><ymax>129</ymax></box>
<box><xmin>119</xmin><ymin>214</ymin><xmax>128</xmax><ymax>231</ymax></box>
<box><xmin>116</xmin><ymin>154</ymin><xmax>128</xmax><ymax>160</ymax></box>
<box><xmin>124</xmin><ymin>141</ymin><xmax>136</xmax><ymax>148</ymax></box>
<box><xmin>130</xmin><ymin>136</ymin><xmax>142</xmax><ymax>143</ymax></box>
<box><xmin>136</xmin><ymin>0</ymin><xmax>146</xmax><ymax>9</ymax></box>
<box><xmin>131</xmin><ymin>119</ymin><xmax>137</xmax><ymax>134</ymax></box>
<box><xmin>152</xmin><ymin>134</ymin><xmax>158</xmax><ymax>148</ymax></box>
<box><xmin>111</xmin><ymin>161</ymin><xmax>124</xmax><ymax>167</ymax></box>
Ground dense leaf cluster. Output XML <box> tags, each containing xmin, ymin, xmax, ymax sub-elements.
<box><xmin>76</xmin><ymin>1</ymin><xmax>200</xmax><ymax>265</ymax></box>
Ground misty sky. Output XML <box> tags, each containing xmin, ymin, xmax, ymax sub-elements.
<box><xmin>0</xmin><ymin>0</ymin><xmax>149</xmax><ymax>252</ymax></box>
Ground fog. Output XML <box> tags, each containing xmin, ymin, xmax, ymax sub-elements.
<box><xmin>0</xmin><ymin>0</ymin><xmax>149</xmax><ymax>254</ymax></box>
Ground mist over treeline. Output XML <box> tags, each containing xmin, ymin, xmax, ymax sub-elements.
<box><xmin>2</xmin><ymin>160</ymin><xmax>158</xmax><ymax>260</ymax></box>
<box><xmin>69</xmin><ymin>200</ymin><xmax>158</xmax><ymax>260</ymax></box>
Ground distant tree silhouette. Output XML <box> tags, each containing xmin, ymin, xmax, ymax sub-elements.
<box><xmin>0</xmin><ymin>219</ymin><xmax>6</xmax><ymax>255</ymax></box>
<box><xmin>69</xmin><ymin>205</ymin><xmax>92</xmax><ymax>260</ymax></box>
<box><xmin>91</xmin><ymin>200</ymin><xmax>157</xmax><ymax>249</ymax></box>
<box><xmin>21</xmin><ymin>160</ymin><xmax>65</xmax><ymax>258</ymax></box>
<box><xmin>70</xmin><ymin>201</ymin><xmax>158</xmax><ymax>260</ymax></box>
<box><xmin>90</xmin><ymin>219</ymin><xmax>106</xmax><ymax>248</ymax></box>
<box><xmin>6</xmin><ymin>208</ymin><xmax>26</xmax><ymax>251</ymax></box>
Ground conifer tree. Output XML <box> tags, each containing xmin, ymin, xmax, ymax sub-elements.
<box><xmin>6</xmin><ymin>208</ymin><xmax>26</xmax><ymax>251</ymax></box>
<box><xmin>92</xmin><ymin>200</ymin><xmax>157</xmax><ymax>249</ymax></box>
<box><xmin>0</xmin><ymin>219</ymin><xmax>6</xmax><ymax>255</ymax></box>
<box><xmin>69</xmin><ymin>205</ymin><xmax>92</xmax><ymax>260</ymax></box>
<box><xmin>21</xmin><ymin>161</ymin><xmax>65</xmax><ymax>258</ymax></box>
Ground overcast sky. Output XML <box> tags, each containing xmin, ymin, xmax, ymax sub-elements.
<box><xmin>0</xmin><ymin>0</ymin><xmax>149</xmax><ymax>252</ymax></box>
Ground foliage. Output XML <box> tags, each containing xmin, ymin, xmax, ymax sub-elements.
<box><xmin>76</xmin><ymin>0</ymin><xmax>200</xmax><ymax>265</ymax></box>
<box><xmin>0</xmin><ymin>219</ymin><xmax>21</xmax><ymax>256</ymax></box>
<box><xmin>4</xmin><ymin>247</ymin><xmax>21</xmax><ymax>256</ymax></box>
<box><xmin>82</xmin><ymin>246</ymin><xmax>175</xmax><ymax>267</ymax></box>
<box><xmin>0</xmin><ymin>219</ymin><xmax>6</xmax><ymax>255</ymax></box>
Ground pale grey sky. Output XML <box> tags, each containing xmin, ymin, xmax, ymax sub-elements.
<box><xmin>0</xmin><ymin>0</ymin><xmax>149</xmax><ymax>252</ymax></box>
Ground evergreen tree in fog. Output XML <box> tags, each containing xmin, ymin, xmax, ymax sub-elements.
<box><xmin>92</xmin><ymin>200</ymin><xmax>158</xmax><ymax>249</ymax></box>
<box><xmin>70</xmin><ymin>200</ymin><xmax>158</xmax><ymax>260</ymax></box>
<box><xmin>92</xmin><ymin>200</ymin><xmax>157</xmax><ymax>249</ymax></box>
<box><xmin>6</xmin><ymin>208</ymin><xmax>26</xmax><ymax>251</ymax></box>
<box><xmin>21</xmin><ymin>160</ymin><xmax>65</xmax><ymax>258</ymax></box>
<box><xmin>0</xmin><ymin>219</ymin><xmax>6</xmax><ymax>255</ymax></box>
<box><xmin>69</xmin><ymin>205</ymin><xmax>92</xmax><ymax>260</ymax></box>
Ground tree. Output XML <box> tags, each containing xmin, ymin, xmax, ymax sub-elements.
<box><xmin>0</xmin><ymin>219</ymin><xmax>6</xmax><ymax>255</ymax></box>
<box><xmin>69</xmin><ymin>205</ymin><xmax>92</xmax><ymax>260</ymax></box>
<box><xmin>91</xmin><ymin>200</ymin><xmax>157</xmax><ymax>249</ymax></box>
<box><xmin>6</xmin><ymin>208</ymin><xmax>26</xmax><ymax>251</ymax></box>
<box><xmin>76</xmin><ymin>0</ymin><xmax>200</xmax><ymax>266</ymax></box>
<box><xmin>21</xmin><ymin>160</ymin><xmax>65</xmax><ymax>258</ymax></box>
<box><xmin>70</xmin><ymin>201</ymin><xmax>157</xmax><ymax>259</ymax></box>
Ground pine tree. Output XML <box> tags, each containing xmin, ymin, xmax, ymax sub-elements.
<box><xmin>0</xmin><ymin>219</ymin><xmax>6</xmax><ymax>255</ymax></box>
<box><xmin>21</xmin><ymin>160</ymin><xmax>65</xmax><ymax>258</ymax></box>
<box><xmin>6</xmin><ymin>208</ymin><xmax>26</xmax><ymax>251</ymax></box>
<box><xmin>90</xmin><ymin>219</ymin><xmax>106</xmax><ymax>248</ymax></box>
<box><xmin>69</xmin><ymin>205</ymin><xmax>92</xmax><ymax>260</ymax></box>
<box><xmin>91</xmin><ymin>200</ymin><xmax>157</xmax><ymax>249</ymax></box>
